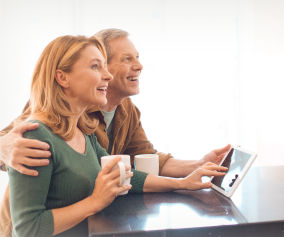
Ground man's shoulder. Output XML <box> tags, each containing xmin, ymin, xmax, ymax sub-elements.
<box><xmin>121</xmin><ymin>97</ymin><xmax>134</xmax><ymax>107</ymax></box>
<box><xmin>120</xmin><ymin>97</ymin><xmax>140</xmax><ymax>113</ymax></box>
<box><xmin>116</xmin><ymin>98</ymin><xmax>141</xmax><ymax>126</ymax></box>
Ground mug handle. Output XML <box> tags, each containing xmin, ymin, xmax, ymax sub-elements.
<box><xmin>117</xmin><ymin>161</ymin><xmax>126</xmax><ymax>185</ymax></box>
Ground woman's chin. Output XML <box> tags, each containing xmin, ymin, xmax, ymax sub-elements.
<box><xmin>93</xmin><ymin>98</ymin><xmax>107</xmax><ymax>107</ymax></box>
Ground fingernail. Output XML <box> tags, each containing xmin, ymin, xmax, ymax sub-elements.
<box><xmin>33</xmin><ymin>172</ymin><xmax>39</xmax><ymax>176</ymax></box>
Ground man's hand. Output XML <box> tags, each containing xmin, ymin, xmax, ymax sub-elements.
<box><xmin>201</xmin><ymin>144</ymin><xmax>231</xmax><ymax>165</ymax></box>
<box><xmin>179</xmin><ymin>162</ymin><xmax>228</xmax><ymax>191</ymax></box>
<box><xmin>0</xmin><ymin>122</ymin><xmax>51</xmax><ymax>176</ymax></box>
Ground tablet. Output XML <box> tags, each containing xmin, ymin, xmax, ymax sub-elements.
<box><xmin>211</xmin><ymin>146</ymin><xmax>257</xmax><ymax>198</ymax></box>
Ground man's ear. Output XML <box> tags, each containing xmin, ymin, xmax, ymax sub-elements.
<box><xmin>55</xmin><ymin>70</ymin><xmax>69</xmax><ymax>88</ymax></box>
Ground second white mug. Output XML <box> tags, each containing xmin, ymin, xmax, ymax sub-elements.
<box><xmin>134</xmin><ymin>154</ymin><xmax>159</xmax><ymax>175</ymax></box>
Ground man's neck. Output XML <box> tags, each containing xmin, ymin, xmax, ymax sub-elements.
<box><xmin>101</xmin><ymin>103</ymin><xmax>117</xmax><ymax>112</ymax></box>
<box><xmin>101</xmin><ymin>93</ymin><xmax>125</xmax><ymax>112</ymax></box>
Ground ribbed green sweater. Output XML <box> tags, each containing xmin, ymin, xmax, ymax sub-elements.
<box><xmin>8</xmin><ymin>121</ymin><xmax>147</xmax><ymax>237</ymax></box>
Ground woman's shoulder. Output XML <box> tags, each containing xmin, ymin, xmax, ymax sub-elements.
<box><xmin>88</xmin><ymin>133</ymin><xmax>98</xmax><ymax>146</ymax></box>
<box><xmin>88</xmin><ymin>133</ymin><xmax>108</xmax><ymax>157</ymax></box>
<box><xmin>23</xmin><ymin>120</ymin><xmax>54</xmax><ymax>140</ymax></box>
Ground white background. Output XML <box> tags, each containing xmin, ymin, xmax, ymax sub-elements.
<box><xmin>1</xmin><ymin>0</ymin><xmax>284</xmax><ymax>201</ymax></box>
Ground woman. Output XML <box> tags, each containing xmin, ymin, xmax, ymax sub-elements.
<box><xmin>8</xmin><ymin>35</ymin><xmax>227</xmax><ymax>237</ymax></box>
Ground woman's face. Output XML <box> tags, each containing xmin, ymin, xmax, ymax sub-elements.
<box><xmin>65</xmin><ymin>45</ymin><xmax>112</xmax><ymax>108</ymax></box>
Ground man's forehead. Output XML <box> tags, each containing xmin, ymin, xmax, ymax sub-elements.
<box><xmin>109</xmin><ymin>37</ymin><xmax>138</xmax><ymax>54</ymax></box>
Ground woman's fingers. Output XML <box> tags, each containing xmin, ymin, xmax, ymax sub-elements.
<box><xmin>100</xmin><ymin>157</ymin><xmax>133</xmax><ymax>189</ymax></box>
<box><xmin>126</xmin><ymin>171</ymin><xmax>133</xmax><ymax>179</ymax></box>
<box><xmin>115</xmin><ymin>185</ymin><xmax>132</xmax><ymax>196</ymax></box>
<box><xmin>101</xmin><ymin>156</ymin><xmax>122</xmax><ymax>174</ymax></box>
<box><xmin>108</xmin><ymin>164</ymin><xmax>132</xmax><ymax>180</ymax></box>
<box><xmin>110</xmin><ymin>171</ymin><xmax>133</xmax><ymax>187</ymax></box>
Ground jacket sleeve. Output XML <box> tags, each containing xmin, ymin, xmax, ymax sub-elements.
<box><xmin>124</xmin><ymin>104</ymin><xmax>173</xmax><ymax>174</ymax></box>
<box><xmin>0</xmin><ymin>126</ymin><xmax>11</xmax><ymax>172</ymax></box>
<box><xmin>0</xmin><ymin>185</ymin><xmax>12</xmax><ymax>237</ymax></box>
<box><xmin>0</xmin><ymin>101</ymin><xmax>31</xmax><ymax>171</ymax></box>
<box><xmin>8</xmin><ymin>128</ymin><xmax>54</xmax><ymax>237</ymax></box>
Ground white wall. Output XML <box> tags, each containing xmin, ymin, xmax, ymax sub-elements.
<box><xmin>1</xmin><ymin>0</ymin><xmax>284</xmax><ymax>199</ymax></box>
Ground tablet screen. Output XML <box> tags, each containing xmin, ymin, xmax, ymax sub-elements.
<box><xmin>212</xmin><ymin>148</ymin><xmax>252</xmax><ymax>192</ymax></box>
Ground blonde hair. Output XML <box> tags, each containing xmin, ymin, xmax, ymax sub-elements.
<box><xmin>94</xmin><ymin>28</ymin><xmax>128</xmax><ymax>63</ymax></box>
<box><xmin>29</xmin><ymin>35</ymin><xmax>106</xmax><ymax>140</ymax></box>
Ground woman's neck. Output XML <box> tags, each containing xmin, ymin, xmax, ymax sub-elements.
<box><xmin>66</xmin><ymin>127</ymin><xmax>86</xmax><ymax>154</ymax></box>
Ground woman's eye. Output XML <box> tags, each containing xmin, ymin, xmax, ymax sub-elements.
<box><xmin>92</xmin><ymin>64</ymin><xmax>99</xmax><ymax>69</ymax></box>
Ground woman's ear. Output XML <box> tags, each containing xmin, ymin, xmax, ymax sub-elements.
<box><xmin>55</xmin><ymin>70</ymin><xmax>69</xmax><ymax>88</ymax></box>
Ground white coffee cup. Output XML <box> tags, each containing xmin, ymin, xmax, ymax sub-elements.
<box><xmin>134</xmin><ymin>154</ymin><xmax>159</xmax><ymax>175</ymax></box>
<box><xmin>101</xmin><ymin>155</ymin><xmax>131</xmax><ymax>195</ymax></box>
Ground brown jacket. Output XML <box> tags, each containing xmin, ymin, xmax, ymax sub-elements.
<box><xmin>94</xmin><ymin>97</ymin><xmax>172</xmax><ymax>169</ymax></box>
<box><xmin>0</xmin><ymin>97</ymin><xmax>172</xmax><ymax>236</ymax></box>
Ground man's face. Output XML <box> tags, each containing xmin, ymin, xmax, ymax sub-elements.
<box><xmin>107</xmin><ymin>37</ymin><xmax>143</xmax><ymax>99</ymax></box>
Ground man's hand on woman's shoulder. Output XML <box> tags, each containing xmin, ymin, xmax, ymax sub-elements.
<box><xmin>0</xmin><ymin>122</ymin><xmax>51</xmax><ymax>176</ymax></box>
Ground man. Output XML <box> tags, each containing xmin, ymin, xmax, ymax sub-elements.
<box><xmin>0</xmin><ymin>29</ymin><xmax>230</xmax><ymax>176</ymax></box>
<box><xmin>0</xmin><ymin>29</ymin><xmax>230</xmax><ymax>236</ymax></box>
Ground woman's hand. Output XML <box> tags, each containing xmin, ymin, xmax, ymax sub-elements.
<box><xmin>52</xmin><ymin>156</ymin><xmax>132</xmax><ymax>235</ymax></box>
<box><xmin>90</xmin><ymin>156</ymin><xmax>133</xmax><ymax>213</ymax></box>
<box><xmin>180</xmin><ymin>162</ymin><xmax>228</xmax><ymax>190</ymax></box>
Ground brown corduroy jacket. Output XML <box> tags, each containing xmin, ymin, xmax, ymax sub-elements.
<box><xmin>0</xmin><ymin>97</ymin><xmax>172</xmax><ymax>237</ymax></box>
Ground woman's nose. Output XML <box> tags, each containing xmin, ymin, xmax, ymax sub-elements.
<box><xmin>103</xmin><ymin>69</ymin><xmax>113</xmax><ymax>81</ymax></box>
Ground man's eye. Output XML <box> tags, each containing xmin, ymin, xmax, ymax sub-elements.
<box><xmin>124</xmin><ymin>57</ymin><xmax>131</xmax><ymax>62</ymax></box>
<box><xmin>92</xmin><ymin>64</ymin><xmax>99</xmax><ymax>69</ymax></box>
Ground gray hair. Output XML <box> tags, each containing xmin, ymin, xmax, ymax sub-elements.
<box><xmin>94</xmin><ymin>28</ymin><xmax>129</xmax><ymax>62</ymax></box>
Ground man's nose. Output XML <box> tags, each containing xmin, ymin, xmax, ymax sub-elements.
<box><xmin>133</xmin><ymin>59</ymin><xmax>143</xmax><ymax>72</ymax></box>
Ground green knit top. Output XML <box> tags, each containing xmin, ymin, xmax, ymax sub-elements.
<box><xmin>8</xmin><ymin>121</ymin><xmax>147</xmax><ymax>237</ymax></box>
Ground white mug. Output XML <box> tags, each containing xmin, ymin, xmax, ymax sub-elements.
<box><xmin>101</xmin><ymin>155</ymin><xmax>131</xmax><ymax>195</ymax></box>
<box><xmin>134</xmin><ymin>154</ymin><xmax>159</xmax><ymax>175</ymax></box>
